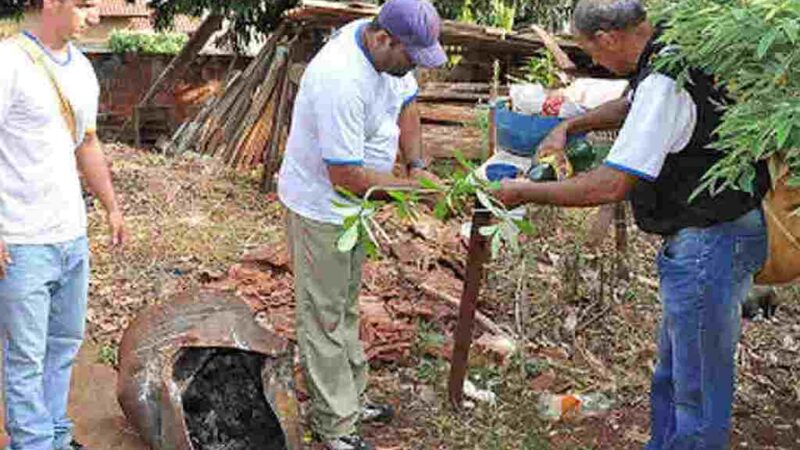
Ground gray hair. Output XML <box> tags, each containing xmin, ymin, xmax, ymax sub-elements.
<box><xmin>573</xmin><ymin>0</ymin><xmax>647</xmax><ymax>35</ymax></box>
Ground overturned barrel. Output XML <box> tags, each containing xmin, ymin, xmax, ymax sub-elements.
<box><xmin>117</xmin><ymin>289</ymin><xmax>300</xmax><ymax>450</ymax></box>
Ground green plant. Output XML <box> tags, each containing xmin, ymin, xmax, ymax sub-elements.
<box><xmin>108</xmin><ymin>30</ymin><xmax>189</xmax><ymax>55</ymax></box>
<box><xmin>458</xmin><ymin>0</ymin><xmax>477</xmax><ymax>24</ymax></box>
<box><xmin>97</xmin><ymin>343</ymin><xmax>119</xmax><ymax>367</ymax></box>
<box><xmin>489</xmin><ymin>0</ymin><xmax>516</xmax><ymax>31</ymax></box>
<box><xmin>651</xmin><ymin>0</ymin><xmax>800</xmax><ymax>202</ymax></box>
<box><xmin>521</xmin><ymin>50</ymin><xmax>561</xmax><ymax>88</ymax></box>
<box><xmin>446</xmin><ymin>0</ymin><xmax>573</xmax><ymax>33</ymax></box>
<box><xmin>334</xmin><ymin>152</ymin><xmax>536</xmax><ymax>259</ymax></box>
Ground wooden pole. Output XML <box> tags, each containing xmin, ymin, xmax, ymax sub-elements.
<box><xmin>614</xmin><ymin>202</ymin><xmax>629</xmax><ymax>280</ymax></box>
<box><xmin>488</xmin><ymin>60</ymin><xmax>499</xmax><ymax>157</ymax></box>
<box><xmin>448</xmin><ymin>206</ymin><xmax>492</xmax><ymax>408</ymax></box>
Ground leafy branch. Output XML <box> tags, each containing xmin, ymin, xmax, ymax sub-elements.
<box><xmin>335</xmin><ymin>152</ymin><xmax>535</xmax><ymax>259</ymax></box>
<box><xmin>650</xmin><ymin>0</ymin><xmax>800</xmax><ymax>198</ymax></box>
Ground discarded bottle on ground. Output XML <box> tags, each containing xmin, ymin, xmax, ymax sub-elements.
<box><xmin>537</xmin><ymin>392</ymin><xmax>613</xmax><ymax>420</ymax></box>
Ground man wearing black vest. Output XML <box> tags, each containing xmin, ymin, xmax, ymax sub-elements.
<box><xmin>496</xmin><ymin>0</ymin><xmax>769</xmax><ymax>448</ymax></box>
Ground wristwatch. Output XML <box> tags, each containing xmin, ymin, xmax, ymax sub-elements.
<box><xmin>407</xmin><ymin>158</ymin><xmax>428</xmax><ymax>171</ymax></box>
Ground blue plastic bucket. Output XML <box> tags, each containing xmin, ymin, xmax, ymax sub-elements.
<box><xmin>495</xmin><ymin>107</ymin><xmax>585</xmax><ymax>157</ymax></box>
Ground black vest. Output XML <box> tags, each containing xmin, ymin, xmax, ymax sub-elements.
<box><xmin>628</xmin><ymin>38</ymin><xmax>769</xmax><ymax>236</ymax></box>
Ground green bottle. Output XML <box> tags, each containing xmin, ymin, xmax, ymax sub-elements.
<box><xmin>527</xmin><ymin>140</ymin><xmax>611</xmax><ymax>182</ymax></box>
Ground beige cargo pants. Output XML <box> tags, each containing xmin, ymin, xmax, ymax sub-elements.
<box><xmin>286</xmin><ymin>210</ymin><xmax>368</xmax><ymax>439</ymax></box>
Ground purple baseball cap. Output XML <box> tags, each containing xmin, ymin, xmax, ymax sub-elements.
<box><xmin>377</xmin><ymin>0</ymin><xmax>447</xmax><ymax>68</ymax></box>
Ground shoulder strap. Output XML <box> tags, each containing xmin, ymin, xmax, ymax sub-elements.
<box><xmin>13</xmin><ymin>34</ymin><xmax>79</xmax><ymax>145</ymax></box>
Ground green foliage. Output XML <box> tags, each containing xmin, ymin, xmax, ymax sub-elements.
<box><xmin>108</xmin><ymin>30</ymin><xmax>189</xmax><ymax>55</ymax></box>
<box><xmin>97</xmin><ymin>343</ymin><xmax>119</xmax><ymax>367</ymax></box>
<box><xmin>521</xmin><ymin>49</ymin><xmax>560</xmax><ymax>87</ymax></box>
<box><xmin>650</xmin><ymin>0</ymin><xmax>800</xmax><ymax>197</ymax></box>
<box><xmin>489</xmin><ymin>0</ymin><xmax>516</xmax><ymax>31</ymax></box>
<box><xmin>444</xmin><ymin>0</ymin><xmax>574</xmax><ymax>33</ymax></box>
<box><xmin>458</xmin><ymin>0</ymin><xmax>477</xmax><ymax>23</ymax></box>
<box><xmin>0</xmin><ymin>1</ymin><xmax>27</xmax><ymax>21</ymax></box>
<box><xmin>334</xmin><ymin>151</ymin><xmax>536</xmax><ymax>260</ymax></box>
<box><xmin>144</xmin><ymin>0</ymin><xmax>299</xmax><ymax>49</ymax></box>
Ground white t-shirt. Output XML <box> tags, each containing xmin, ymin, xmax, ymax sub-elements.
<box><xmin>0</xmin><ymin>33</ymin><xmax>99</xmax><ymax>244</ymax></box>
<box><xmin>278</xmin><ymin>19</ymin><xmax>418</xmax><ymax>225</ymax></box>
<box><xmin>603</xmin><ymin>73</ymin><xmax>697</xmax><ymax>181</ymax></box>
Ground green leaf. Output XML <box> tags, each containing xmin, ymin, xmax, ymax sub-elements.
<box><xmin>776</xmin><ymin>121</ymin><xmax>793</xmax><ymax>148</ymax></box>
<box><xmin>388</xmin><ymin>191</ymin><xmax>406</xmax><ymax>203</ymax></box>
<box><xmin>757</xmin><ymin>29</ymin><xmax>778</xmax><ymax>59</ymax></box>
<box><xmin>479</xmin><ymin>225</ymin><xmax>498</xmax><ymax>237</ymax></box>
<box><xmin>737</xmin><ymin>165</ymin><xmax>756</xmax><ymax>194</ymax></box>
<box><xmin>514</xmin><ymin>219</ymin><xmax>536</xmax><ymax>235</ymax></box>
<box><xmin>418</xmin><ymin>177</ymin><xmax>441</xmax><ymax>190</ymax></box>
<box><xmin>475</xmin><ymin>190</ymin><xmax>495</xmax><ymax>212</ymax></box>
<box><xmin>331</xmin><ymin>203</ymin><xmax>362</xmax><ymax>218</ymax></box>
<box><xmin>433</xmin><ymin>201</ymin><xmax>449</xmax><ymax>220</ymax></box>
<box><xmin>342</xmin><ymin>215</ymin><xmax>359</xmax><ymax>230</ymax></box>
<box><xmin>784</xmin><ymin>20</ymin><xmax>800</xmax><ymax>43</ymax></box>
<box><xmin>490</xmin><ymin>232</ymin><xmax>502</xmax><ymax>259</ymax></box>
<box><xmin>364</xmin><ymin>239</ymin><xmax>379</xmax><ymax>259</ymax></box>
<box><xmin>787</xmin><ymin>174</ymin><xmax>800</xmax><ymax>188</ymax></box>
<box><xmin>334</xmin><ymin>187</ymin><xmax>361</xmax><ymax>202</ymax></box>
<box><xmin>454</xmin><ymin>150</ymin><xmax>475</xmax><ymax>171</ymax></box>
<box><xmin>337</xmin><ymin>224</ymin><xmax>360</xmax><ymax>253</ymax></box>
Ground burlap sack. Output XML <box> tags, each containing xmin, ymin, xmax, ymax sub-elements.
<box><xmin>755</xmin><ymin>157</ymin><xmax>800</xmax><ymax>285</ymax></box>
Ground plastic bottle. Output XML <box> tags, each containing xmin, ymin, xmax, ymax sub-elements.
<box><xmin>536</xmin><ymin>392</ymin><xmax>613</xmax><ymax>420</ymax></box>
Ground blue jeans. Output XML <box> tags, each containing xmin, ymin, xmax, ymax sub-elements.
<box><xmin>646</xmin><ymin>209</ymin><xmax>767</xmax><ymax>450</ymax></box>
<box><xmin>0</xmin><ymin>236</ymin><xmax>89</xmax><ymax>450</ymax></box>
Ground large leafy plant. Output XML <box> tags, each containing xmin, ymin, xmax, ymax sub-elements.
<box><xmin>651</xmin><ymin>0</ymin><xmax>800</xmax><ymax>197</ymax></box>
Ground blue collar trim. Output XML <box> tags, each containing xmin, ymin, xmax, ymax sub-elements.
<box><xmin>22</xmin><ymin>31</ymin><xmax>72</xmax><ymax>67</ymax></box>
<box><xmin>355</xmin><ymin>23</ymin><xmax>376</xmax><ymax>71</ymax></box>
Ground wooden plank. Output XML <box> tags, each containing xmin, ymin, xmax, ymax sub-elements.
<box><xmin>529</xmin><ymin>25</ymin><xmax>577</xmax><ymax>72</ymax></box>
<box><xmin>226</xmin><ymin>46</ymin><xmax>289</xmax><ymax>165</ymax></box>
<box><xmin>261</xmin><ymin>38</ymin><xmax>298</xmax><ymax>191</ymax></box>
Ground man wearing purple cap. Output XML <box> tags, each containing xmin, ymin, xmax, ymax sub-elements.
<box><xmin>277</xmin><ymin>0</ymin><xmax>446</xmax><ymax>449</ymax></box>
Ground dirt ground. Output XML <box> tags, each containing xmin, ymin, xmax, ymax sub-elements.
<box><xmin>72</xmin><ymin>144</ymin><xmax>800</xmax><ymax>450</ymax></box>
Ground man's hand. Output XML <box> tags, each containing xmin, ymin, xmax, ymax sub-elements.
<box><xmin>107</xmin><ymin>210</ymin><xmax>129</xmax><ymax>249</ymax></box>
<box><xmin>494</xmin><ymin>178</ymin><xmax>530</xmax><ymax>208</ymax></box>
<box><xmin>0</xmin><ymin>239</ymin><xmax>11</xmax><ymax>280</ymax></box>
<box><xmin>536</xmin><ymin>123</ymin><xmax>570</xmax><ymax>176</ymax></box>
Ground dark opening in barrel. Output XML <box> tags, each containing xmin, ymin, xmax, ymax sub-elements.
<box><xmin>174</xmin><ymin>348</ymin><xmax>288</xmax><ymax>450</ymax></box>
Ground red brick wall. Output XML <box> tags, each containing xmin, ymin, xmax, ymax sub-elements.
<box><xmin>87</xmin><ymin>52</ymin><xmax>251</xmax><ymax>139</ymax></box>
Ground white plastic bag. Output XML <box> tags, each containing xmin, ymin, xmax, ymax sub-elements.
<box><xmin>510</xmin><ymin>83</ymin><xmax>547</xmax><ymax>115</ymax></box>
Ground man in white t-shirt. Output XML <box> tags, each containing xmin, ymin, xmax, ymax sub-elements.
<box><xmin>277</xmin><ymin>0</ymin><xmax>445</xmax><ymax>448</ymax></box>
<box><xmin>0</xmin><ymin>1</ymin><xmax>128</xmax><ymax>449</ymax></box>
<box><xmin>496</xmin><ymin>1</ymin><xmax>768</xmax><ymax>449</ymax></box>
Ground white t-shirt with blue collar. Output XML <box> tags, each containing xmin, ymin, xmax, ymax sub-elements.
<box><xmin>278</xmin><ymin>19</ymin><xmax>418</xmax><ymax>225</ymax></box>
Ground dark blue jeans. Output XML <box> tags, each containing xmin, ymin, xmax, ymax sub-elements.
<box><xmin>646</xmin><ymin>209</ymin><xmax>767</xmax><ymax>450</ymax></box>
